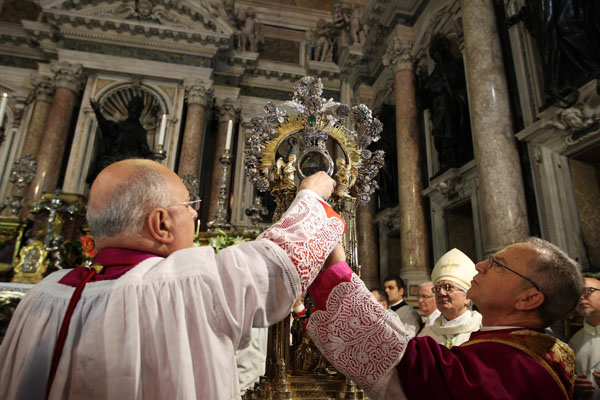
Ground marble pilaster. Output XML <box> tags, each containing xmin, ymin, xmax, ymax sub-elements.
<box><xmin>22</xmin><ymin>75</ymin><xmax>54</xmax><ymax>158</ymax></box>
<box><xmin>178</xmin><ymin>79</ymin><xmax>210</xmax><ymax>179</ymax></box>
<box><xmin>461</xmin><ymin>0</ymin><xmax>529</xmax><ymax>254</ymax></box>
<box><xmin>383</xmin><ymin>36</ymin><xmax>430</xmax><ymax>285</ymax></box>
<box><xmin>29</xmin><ymin>61</ymin><xmax>82</xmax><ymax>201</ymax></box>
<box><xmin>207</xmin><ymin>99</ymin><xmax>238</xmax><ymax>223</ymax></box>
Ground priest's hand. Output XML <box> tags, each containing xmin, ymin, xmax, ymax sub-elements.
<box><xmin>593</xmin><ymin>370</ymin><xmax>600</xmax><ymax>388</ymax></box>
<box><xmin>574</xmin><ymin>374</ymin><xmax>596</xmax><ymax>395</ymax></box>
<box><xmin>299</xmin><ymin>171</ymin><xmax>336</xmax><ymax>200</ymax></box>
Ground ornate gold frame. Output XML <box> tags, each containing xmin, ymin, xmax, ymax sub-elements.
<box><xmin>258</xmin><ymin>114</ymin><xmax>362</xmax><ymax>175</ymax></box>
<box><xmin>12</xmin><ymin>240</ymin><xmax>50</xmax><ymax>284</ymax></box>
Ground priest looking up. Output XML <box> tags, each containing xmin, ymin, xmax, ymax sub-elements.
<box><xmin>383</xmin><ymin>275</ymin><xmax>420</xmax><ymax>335</ymax></box>
<box><xmin>418</xmin><ymin>248</ymin><xmax>481</xmax><ymax>347</ymax></box>
<box><xmin>0</xmin><ymin>159</ymin><xmax>344</xmax><ymax>400</ymax></box>
<box><xmin>416</xmin><ymin>282</ymin><xmax>439</xmax><ymax>328</ymax></box>
<box><xmin>306</xmin><ymin>238</ymin><xmax>584</xmax><ymax>399</ymax></box>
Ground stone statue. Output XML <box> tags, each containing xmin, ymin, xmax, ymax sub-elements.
<box><xmin>305</xmin><ymin>29</ymin><xmax>315</xmax><ymax>61</ymax></box>
<box><xmin>349</xmin><ymin>4</ymin><xmax>366</xmax><ymax>45</ymax></box>
<box><xmin>114</xmin><ymin>0</ymin><xmax>173</xmax><ymax>24</ymax></box>
<box><xmin>88</xmin><ymin>96</ymin><xmax>153</xmax><ymax>182</ymax></box>
<box><xmin>507</xmin><ymin>0</ymin><xmax>600</xmax><ymax>105</ymax></box>
<box><xmin>313</xmin><ymin>19</ymin><xmax>333</xmax><ymax>62</ymax></box>
<box><xmin>331</xmin><ymin>0</ymin><xmax>350</xmax><ymax>46</ymax></box>
<box><xmin>542</xmin><ymin>105</ymin><xmax>600</xmax><ymax>138</ymax></box>
<box><xmin>416</xmin><ymin>35</ymin><xmax>473</xmax><ymax>173</ymax></box>
<box><xmin>236</xmin><ymin>7</ymin><xmax>263</xmax><ymax>52</ymax></box>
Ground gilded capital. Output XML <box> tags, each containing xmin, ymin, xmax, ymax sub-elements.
<box><xmin>383</xmin><ymin>36</ymin><xmax>414</xmax><ymax>72</ymax></box>
<box><xmin>184</xmin><ymin>79</ymin><xmax>211</xmax><ymax>106</ymax></box>
<box><xmin>31</xmin><ymin>75</ymin><xmax>55</xmax><ymax>102</ymax></box>
<box><xmin>50</xmin><ymin>61</ymin><xmax>83</xmax><ymax>92</ymax></box>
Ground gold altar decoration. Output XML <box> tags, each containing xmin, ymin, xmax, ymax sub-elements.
<box><xmin>11</xmin><ymin>240</ymin><xmax>50</xmax><ymax>284</ymax></box>
<box><xmin>0</xmin><ymin>217</ymin><xmax>27</xmax><ymax>280</ymax></box>
<box><xmin>243</xmin><ymin>77</ymin><xmax>384</xmax><ymax>399</ymax></box>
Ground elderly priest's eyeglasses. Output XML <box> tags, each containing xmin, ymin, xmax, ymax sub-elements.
<box><xmin>167</xmin><ymin>197</ymin><xmax>202</xmax><ymax>211</ymax></box>
<box><xmin>433</xmin><ymin>283</ymin><xmax>463</xmax><ymax>294</ymax></box>
<box><xmin>488</xmin><ymin>256</ymin><xmax>540</xmax><ymax>292</ymax></box>
<box><xmin>582</xmin><ymin>287</ymin><xmax>600</xmax><ymax>298</ymax></box>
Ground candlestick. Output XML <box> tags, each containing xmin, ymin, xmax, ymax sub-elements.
<box><xmin>158</xmin><ymin>113</ymin><xmax>167</xmax><ymax>146</ymax></box>
<box><xmin>0</xmin><ymin>93</ymin><xmax>8</xmax><ymax>128</ymax></box>
<box><xmin>207</xmin><ymin>152</ymin><xmax>233</xmax><ymax>231</ymax></box>
<box><xmin>225</xmin><ymin>120</ymin><xmax>233</xmax><ymax>152</ymax></box>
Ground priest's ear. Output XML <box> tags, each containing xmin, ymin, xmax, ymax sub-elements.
<box><xmin>146</xmin><ymin>208</ymin><xmax>175</xmax><ymax>244</ymax></box>
<box><xmin>514</xmin><ymin>288</ymin><xmax>545</xmax><ymax>312</ymax></box>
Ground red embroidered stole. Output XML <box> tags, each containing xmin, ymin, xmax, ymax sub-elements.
<box><xmin>462</xmin><ymin>329</ymin><xmax>575</xmax><ymax>400</ymax></box>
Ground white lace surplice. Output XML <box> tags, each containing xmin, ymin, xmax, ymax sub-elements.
<box><xmin>0</xmin><ymin>190</ymin><xmax>345</xmax><ymax>400</ymax></box>
<box><xmin>306</xmin><ymin>266</ymin><xmax>414</xmax><ymax>400</ymax></box>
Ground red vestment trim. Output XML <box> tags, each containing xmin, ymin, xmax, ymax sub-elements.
<box><xmin>58</xmin><ymin>248</ymin><xmax>160</xmax><ymax>286</ymax></box>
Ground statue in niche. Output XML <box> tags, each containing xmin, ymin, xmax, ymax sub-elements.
<box><xmin>349</xmin><ymin>3</ymin><xmax>366</xmax><ymax>45</ymax></box>
<box><xmin>331</xmin><ymin>0</ymin><xmax>350</xmax><ymax>47</ymax></box>
<box><xmin>416</xmin><ymin>35</ymin><xmax>473</xmax><ymax>173</ymax></box>
<box><xmin>235</xmin><ymin>7</ymin><xmax>263</xmax><ymax>52</ymax></box>
<box><xmin>88</xmin><ymin>96</ymin><xmax>153</xmax><ymax>182</ymax></box>
<box><xmin>507</xmin><ymin>1</ymin><xmax>600</xmax><ymax>106</ymax></box>
<box><xmin>305</xmin><ymin>29</ymin><xmax>315</xmax><ymax>61</ymax></box>
<box><xmin>312</xmin><ymin>19</ymin><xmax>333</xmax><ymax>62</ymax></box>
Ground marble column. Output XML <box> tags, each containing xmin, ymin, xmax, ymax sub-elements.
<box><xmin>23</xmin><ymin>75</ymin><xmax>54</xmax><ymax>158</ymax></box>
<box><xmin>351</xmin><ymin>82</ymin><xmax>380</xmax><ymax>287</ymax></box>
<box><xmin>178</xmin><ymin>79</ymin><xmax>210</xmax><ymax>179</ymax></box>
<box><xmin>461</xmin><ymin>0</ymin><xmax>529</xmax><ymax>254</ymax></box>
<box><xmin>207</xmin><ymin>99</ymin><xmax>238</xmax><ymax>223</ymax></box>
<box><xmin>358</xmin><ymin>200</ymin><xmax>380</xmax><ymax>288</ymax></box>
<box><xmin>383</xmin><ymin>37</ymin><xmax>430</xmax><ymax>285</ymax></box>
<box><xmin>29</xmin><ymin>61</ymin><xmax>82</xmax><ymax>202</ymax></box>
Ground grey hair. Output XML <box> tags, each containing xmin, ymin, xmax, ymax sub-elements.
<box><xmin>419</xmin><ymin>281</ymin><xmax>433</xmax><ymax>288</ymax></box>
<box><xmin>525</xmin><ymin>237</ymin><xmax>584</xmax><ymax>326</ymax></box>
<box><xmin>86</xmin><ymin>163</ymin><xmax>172</xmax><ymax>240</ymax></box>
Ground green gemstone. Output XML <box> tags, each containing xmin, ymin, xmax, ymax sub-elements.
<box><xmin>308</xmin><ymin>115</ymin><xmax>316</xmax><ymax>126</ymax></box>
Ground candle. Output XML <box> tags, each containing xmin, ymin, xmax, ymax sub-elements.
<box><xmin>225</xmin><ymin>120</ymin><xmax>233</xmax><ymax>152</ymax></box>
<box><xmin>158</xmin><ymin>113</ymin><xmax>167</xmax><ymax>146</ymax></box>
<box><xmin>0</xmin><ymin>93</ymin><xmax>8</xmax><ymax>128</ymax></box>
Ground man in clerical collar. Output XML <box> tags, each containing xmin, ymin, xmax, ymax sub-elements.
<box><xmin>383</xmin><ymin>275</ymin><xmax>420</xmax><ymax>335</ymax></box>
<box><xmin>569</xmin><ymin>275</ymin><xmax>600</xmax><ymax>400</ymax></box>
<box><xmin>418</xmin><ymin>249</ymin><xmax>481</xmax><ymax>347</ymax></box>
<box><xmin>417</xmin><ymin>281</ymin><xmax>440</xmax><ymax>328</ymax></box>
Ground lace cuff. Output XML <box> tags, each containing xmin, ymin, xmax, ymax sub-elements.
<box><xmin>306</xmin><ymin>274</ymin><xmax>412</xmax><ymax>397</ymax></box>
<box><xmin>258</xmin><ymin>190</ymin><xmax>346</xmax><ymax>293</ymax></box>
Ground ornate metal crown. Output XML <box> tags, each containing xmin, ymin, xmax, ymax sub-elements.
<box><xmin>244</xmin><ymin>76</ymin><xmax>384</xmax><ymax>211</ymax></box>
